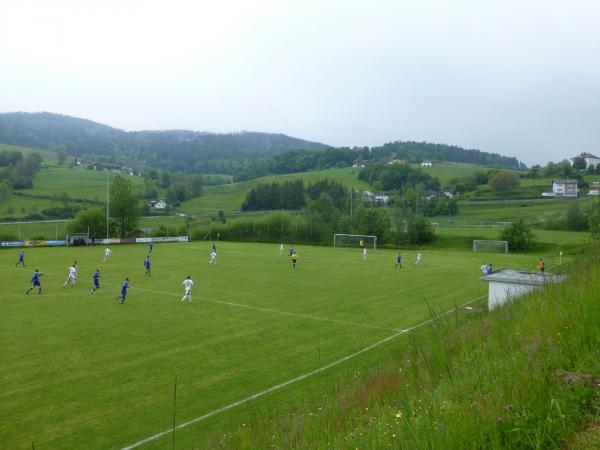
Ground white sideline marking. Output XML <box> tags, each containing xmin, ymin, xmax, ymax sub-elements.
<box><xmin>120</xmin><ymin>295</ymin><xmax>486</xmax><ymax>450</ymax></box>
<box><xmin>132</xmin><ymin>286</ymin><xmax>400</xmax><ymax>332</ymax></box>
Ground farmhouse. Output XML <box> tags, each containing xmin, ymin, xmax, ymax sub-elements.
<box><xmin>481</xmin><ymin>269</ymin><xmax>567</xmax><ymax>310</ymax></box>
<box><xmin>362</xmin><ymin>191</ymin><xmax>390</xmax><ymax>205</ymax></box>
<box><xmin>552</xmin><ymin>179</ymin><xmax>578</xmax><ymax>197</ymax></box>
<box><xmin>570</xmin><ymin>152</ymin><xmax>600</xmax><ymax>169</ymax></box>
<box><xmin>352</xmin><ymin>159</ymin><xmax>367</xmax><ymax>168</ymax></box>
<box><xmin>149</xmin><ymin>199</ymin><xmax>167</xmax><ymax>209</ymax></box>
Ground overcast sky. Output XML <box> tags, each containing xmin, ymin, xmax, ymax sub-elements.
<box><xmin>1</xmin><ymin>0</ymin><xmax>599</xmax><ymax>165</ymax></box>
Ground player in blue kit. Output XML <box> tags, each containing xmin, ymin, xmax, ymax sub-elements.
<box><xmin>25</xmin><ymin>269</ymin><xmax>44</xmax><ymax>295</ymax></box>
<box><xmin>115</xmin><ymin>278</ymin><xmax>129</xmax><ymax>303</ymax></box>
<box><xmin>91</xmin><ymin>268</ymin><xmax>100</xmax><ymax>295</ymax></box>
<box><xmin>395</xmin><ymin>252</ymin><xmax>402</xmax><ymax>268</ymax></box>
<box><xmin>16</xmin><ymin>250</ymin><xmax>25</xmax><ymax>267</ymax></box>
<box><xmin>144</xmin><ymin>256</ymin><xmax>151</xmax><ymax>276</ymax></box>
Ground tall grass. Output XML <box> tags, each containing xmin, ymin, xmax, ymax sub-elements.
<box><xmin>200</xmin><ymin>249</ymin><xmax>600</xmax><ymax>449</ymax></box>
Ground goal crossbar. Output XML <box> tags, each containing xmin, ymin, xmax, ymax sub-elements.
<box><xmin>334</xmin><ymin>234</ymin><xmax>377</xmax><ymax>249</ymax></box>
<box><xmin>473</xmin><ymin>239</ymin><xmax>508</xmax><ymax>253</ymax></box>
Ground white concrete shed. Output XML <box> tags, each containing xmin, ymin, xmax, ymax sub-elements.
<box><xmin>481</xmin><ymin>269</ymin><xmax>567</xmax><ymax>310</ymax></box>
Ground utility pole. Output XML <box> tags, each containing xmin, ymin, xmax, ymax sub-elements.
<box><xmin>350</xmin><ymin>188</ymin><xmax>353</xmax><ymax>224</ymax></box>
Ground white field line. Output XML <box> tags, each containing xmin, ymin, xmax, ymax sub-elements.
<box><xmin>121</xmin><ymin>295</ymin><xmax>486</xmax><ymax>450</ymax></box>
<box><xmin>132</xmin><ymin>286</ymin><xmax>400</xmax><ymax>332</ymax></box>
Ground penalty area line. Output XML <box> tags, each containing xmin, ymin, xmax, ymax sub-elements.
<box><xmin>120</xmin><ymin>295</ymin><xmax>486</xmax><ymax>450</ymax></box>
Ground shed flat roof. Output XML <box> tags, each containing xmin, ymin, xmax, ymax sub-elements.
<box><xmin>480</xmin><ymin>269</ymin><xmax>567</xmax><ymax>286</ymax></box>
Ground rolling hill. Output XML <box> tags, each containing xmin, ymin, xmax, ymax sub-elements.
<box><xmin>0</xmin><ymin>112</ymin><xmax>330</xmax><ymax>173</ymax></box>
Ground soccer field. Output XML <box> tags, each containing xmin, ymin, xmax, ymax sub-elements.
<box><xmin>0</xmin><ymin>242</ymin><xmax>547</xmax><ymax>449</ymax></box>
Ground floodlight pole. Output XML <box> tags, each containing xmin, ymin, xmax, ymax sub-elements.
<box><xmin>350</xmin><ymin>188</ymin><xmax>353</xmax><ymax>223</ymax></box>
<box><xmin>106</xmin><ymin>172</ymin><xmax>110</xmax><ymax>239</ymax></box>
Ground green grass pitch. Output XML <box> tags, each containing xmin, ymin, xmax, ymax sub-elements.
<box><xmin>0</xmin><ymin>242</ymin><xmax>552</xmax><ymax>449</ymax></box>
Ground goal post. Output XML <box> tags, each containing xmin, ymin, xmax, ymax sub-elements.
<box><xmin>333</xmin><ymin>234</ymin><xmax>377</xmax><ymax>249</ymax></box>
<box><xmin>473</xmin><ymin>239</ymin><xmax>508</xmax><ymax>253</ymax></box>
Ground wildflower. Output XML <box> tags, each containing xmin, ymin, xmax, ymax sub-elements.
<box><xmin>395</xmin><ymin>411</ymin><xmax>403</xmax><ymax>419</ymax></box>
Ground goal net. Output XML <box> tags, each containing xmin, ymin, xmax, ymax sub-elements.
<box><xmin>473</xmin><ymin>240</ymin><xmax>508</xmax><ymax>253</ymax></box>
<box><xmin>333</xmin><ymin>234</ymin><xmax>377</xmax><ymax>249</ymax></box>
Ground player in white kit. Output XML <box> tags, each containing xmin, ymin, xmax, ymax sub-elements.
<box><xmin>209</xmin><ymin>249</ymin><xmax>217</xmax><ymax>265</ymax></box>
<box><xmin>415</xmin><ymin>252</ymin><xmax>423</xmax><ymax>265</ymax></box>
<box><xmin>63</xmin><ymin>263</ymin><xmax>78</xmax><ymax>287</ymax></box>
<box><xmin>104</xmin><ymin>247</ymin><xmax>111</xmax><ymax>261</ymax></box>
<box><xmin>181</xmin><ymin>276</ymin><xmax>194</xmax><ymax>302</ymax></box>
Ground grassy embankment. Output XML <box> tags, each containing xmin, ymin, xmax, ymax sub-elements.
<box><xmin>194</xmin><ymin>248</ymin><xmax>600</xmax><ymax>449</ymax></box>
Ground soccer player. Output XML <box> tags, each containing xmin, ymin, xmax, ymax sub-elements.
<box><xmin>362</xmin><ymin>247</ymin><xmax>368</xmax><ymax>259</ymax></box>
<box><xmin>144</xmin><ymin>256</ymin><xmax>151</xmax><ymax>276</ymax></box>
<box><xmin>290</xmin><ymin>250</ymin><xmax>298</xmax><ymax>268</ymax></box>
<box><xmin>208</xmin><ymin>249</ymin><xmax>217</xmax><ymax>265</ymax></box>
<box><xmin>91</xmin><ymin>268</ymin><xmax>100</xmax><ymax>294</ymax></box>
<box><xmin>16</xmin><ymin>250</ymin><xmax>25</xmax><ymax>267</ymax></box>
<box><xmin>480</xmin><ymin>264</ymin><xmax>488</xmax><ymax>275</ymax></box>
<box><xmin>538</xmin><ymin>258</ymin><xmax>545</xmax><ymax>272</ymax></box>
<box><xmin>149</xmin><ymin>239</ymin><xmax>153</xmax><ymax>254</ymax></box>
<box><xmin>181</xmin><ymin>276</ymin><xmax>194</xmax><ymax>302</ymax></box>
<box><xmin>115</xmin><ymin>278</ymin><xmax>129</xmax><ymax>304</ymax></box>
<box><xmin>26</xmin><ymin>269</ymin><xmax>44</xmax><ymax>295</ymax></box>
<box><xmin>289</xmin><ymin>244</ymin><xmax>295</xmax><ymax>256</ymax></box>
<box><xmin>279</xmin><ymin>243</ymin><xmax>284</xmax><ymax>255</ymax></box>
<box><xmin>395</xmin><ymin>252</ymin><xmax>402</xmax><ymax>268</ymax></box>
<box><xmin>63</xmin><ymin>263</ymin><xmax>78</xmax><ymax>287</ymax></box>
<box><xmin>487</xmin><ymin>263</ymin><xmax>493</xmax><ymax>274</ymax></box>
<box><xmin>415</xmin><ymin>252</ymin><xmax>423</xmax><ymax>265</ymax></box>
<box><xmin>104</xmin><ymin>247</ymin><xmax>111</xmax><ymax>261</ymax></box>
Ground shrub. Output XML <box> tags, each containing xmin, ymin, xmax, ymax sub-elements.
<box><xmin>500</xmin><ymin>218</ymin><xmax>535</xmax><ymax>250</ymax></box>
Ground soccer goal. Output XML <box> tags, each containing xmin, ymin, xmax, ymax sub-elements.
<box><xmin>333</xmin><ymin>234</ymin><xmax>377</xmax><ymax>249</ymax></box>
<box><xmin>473</xmin><ymin>239</ymin><xmax>508</xmax><ymax>253</ymax></box>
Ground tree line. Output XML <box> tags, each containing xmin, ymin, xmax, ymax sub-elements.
<box><xmin>0</xmin><ymin>150</ymin><xmax>43</xmax><ymax>203</ymax></box>
<box><xmin>241</xmin><ymin>179</ymin><xmax>348</xmax><ymax>212</ymax></box>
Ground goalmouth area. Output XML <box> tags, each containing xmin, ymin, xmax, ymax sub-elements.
<box><xmin>0</xmin><ymin>242</ymin><xmax>544</xmax><ymax>448</ymax></box>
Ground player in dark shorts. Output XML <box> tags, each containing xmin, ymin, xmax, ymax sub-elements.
<box><xmin>91</xmin><ymin>269</ymin><xmax>100</xmax><ymax>295</ymax></box>
<box><xmin>26</xmin><ymin>269</ymin><xmax>44</xmax><ymax>295</ymax></box>
<box><xmin>16</xmin><ymin>250</ymin><xmax>25</xmax><ymax>267</ymax></box>
<box><xmin>115</xmin><ymin>278</ymin><xmax>129</xmax><ymax>304</ymax></box>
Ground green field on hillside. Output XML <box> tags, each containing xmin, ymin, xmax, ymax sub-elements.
<box><xmin>411</xmin><ymin>161</ymin><xmax>523</xmax><ymax>185</ymax></box>
<box><xmin>0</xmin><ymin>143</ymin><xmax>58</xmax><ymax>165</ymax></box>
<box><xmin>0</xmin><ymin>242</ymin><xmax>550</xmax><ymax>449</ymax></box>
<box><xmin>22</xmin><ymin>167</ymin><xmax>145</xmax><ymax>201</ymax></box>
<box><xmin>0</xmin><ymin>195</ymin><xmax>58</xmax><ymax>220</ymax></box>
<box><xmin>181</xmin><ymin>167</ymin><xmax>372</xmax><ymax>213</ymax></box>
<box><xmin>445</xmin><ymin>198</ymin><xmax>592</xmax><ymax>223</ymax></box>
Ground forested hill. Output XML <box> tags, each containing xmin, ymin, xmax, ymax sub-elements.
<box><xmin>375</xmin><ymin>141</ymin><xmax>523</xmax><ymax>169</ymax></box>
<box><xmin>0</xmin><ymin>112</ymin><xmax>523</xmax><ymax>176</ymax></box>
<box><xmin>0</xmin><ymin>112</ymin><xmax>329</xmax><ymax>173</ymax></box>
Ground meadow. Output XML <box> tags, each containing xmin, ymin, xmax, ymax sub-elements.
<box><xmin>22</xmin><ymin>167</ymin><xmax>145</xmax><ymax>202</ymax></box>
<box><xmin>180</xmin><ymin>167</ymin><xmax>371</xmax><ymax>213</ymax></box>
<box><xmin>0</xmin><ymin>242</ymin><xmax>546</xmax><ymax>449</ymax></box>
